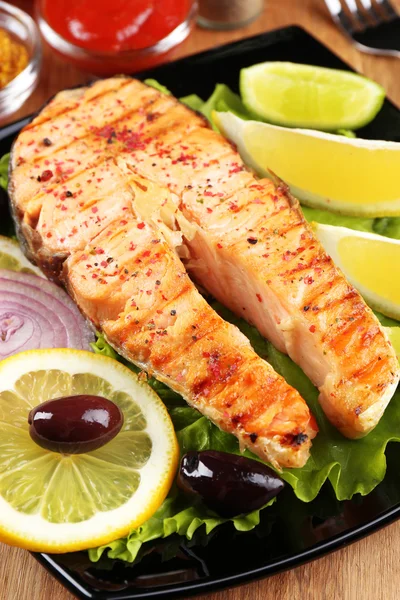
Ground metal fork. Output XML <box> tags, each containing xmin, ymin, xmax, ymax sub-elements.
<box><xmin>324</xmin><ymin>0</ymin><xmax>400</xmax><ymax>57</ymax></box>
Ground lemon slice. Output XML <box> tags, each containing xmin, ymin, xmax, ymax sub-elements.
<box><xmin>214</xmin><ymin>111</ymin><xmax>400</xmax><ymax>217</ymax></box>
<box><xmin>0</xmin><ymin>349</ymin><xmax>179</xmax><ymax>553</ymax></box>
<box><xmin>313</xmin><ymin>222</ymin><xmax>400</xmax><ymax>320</ymax></box>
<box><xmin>240</xmin><ymin>62</ymin><xmax>385</xmax><ymax>130</ymax></box>
<box><xmin>0</xmin><ymin>235</ymin><xmax>44</xmax><ymax>276</ymax></box>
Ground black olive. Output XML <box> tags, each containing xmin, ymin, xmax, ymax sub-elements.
<box><xmin>28</xmin><ymin>395</ymin><xmax>124</xmax><ymax>454</ymax></box>
<box><xmin>177</xmin><ymin>450</ymin><xmax>284</xmax><ymax>517</ymax></box>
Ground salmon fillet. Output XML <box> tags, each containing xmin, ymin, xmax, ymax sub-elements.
<box><xmin>10</xmin><ymin>76</ymin><xmax>398</xmax><ymax>442</ymax></box>
<box><xmin>9</xmin><ymin>79</ymin><xmax>317</xmax><ymax>469</ymax></box>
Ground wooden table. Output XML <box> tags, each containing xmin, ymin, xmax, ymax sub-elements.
<box><xmin>2</xmin><ymin>1</ymin><xmax>400</xmax><ymax>598</ymax></box>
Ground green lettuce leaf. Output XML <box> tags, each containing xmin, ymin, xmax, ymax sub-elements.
<box><xmin>180</xmin><ymin>94</ymin><xmax>205</xmax><ymax>111</ymax></box>
<box><xmin>302</xmin><ymin>205</ymin><xmax>400</xmax><ymax>241</ymax></box>
<box><xmin>200</xmin><ymin>84</ymin><xmax>251</xmax><ymax>130</ymax></box>
<box><xmin>373</xmin><ymin>217</ymin><xmax>400</xmax><ymax>239</ymax></box>
<box><xmin>145</xmin><ymin>79</ymin><xmax>250</xmax><ymax>130</ymax></box>
<box><xmin>0</xmin><ymin>153</ymin><xmax>9</xmax><ymax>190</ymax></box>
<box><xmin>336</xmin><ymin>129</ymin><xmax>357</xmax><ymax>138</ymax></box>
<box><xmin>180</xmin><ymin>84</ymin><xmax>251</xmax><ymax>130</ymax></box>
<box><xmin>301</xmin><ymin>206</ymin><xmax>375</xmax><ymax>233</ymax></box>
<box><xmin>143</xmin><ymin>79</ymin><xmax>171</xmax><ymax>95</ymax></box>
<box><xmin>89</xmin><ymin>489</ymin><xmax>267</xmax><ymax>563</ymax></box>
<box><xmin>90</xmin><ymin>331</ymin><xmax>118</xmax><ymax>359</ymax></box>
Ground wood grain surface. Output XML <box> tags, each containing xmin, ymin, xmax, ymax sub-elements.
<box><xmin>2</xmin><ymin>1</ymin><xmax>400</xmax><ymax>599</ymax></box>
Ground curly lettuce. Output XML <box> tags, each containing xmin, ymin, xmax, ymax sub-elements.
<box><xmin>89</xmin><ymin>487</ymin><xmax>266</xmax><ymax>563</ymax></box>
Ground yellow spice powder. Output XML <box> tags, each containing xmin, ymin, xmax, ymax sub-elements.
<box><xmin>0</xmin><ymin>28</ymin><xmax>29</xmax><ymax>89</ymax></box>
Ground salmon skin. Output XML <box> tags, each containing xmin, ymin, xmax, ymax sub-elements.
<box><xmin>9</xmin><ymin>78</ymin><xmax>318</xmax><ymax>470</ymax></box>
<box><xmin>10</xmin><ymin>77</ymin><xmax>398</xmax><ymax>444</ymax></box>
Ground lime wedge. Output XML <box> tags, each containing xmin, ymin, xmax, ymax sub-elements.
<box><xmin>313</xmin><ymin>222</ymin><xmax>400</xmax><ymax>320</ymax></box>
<box><xmin>240</xmin><ymin>62</ymin><xmax>385</xmax><ymax>130</ymax></box>
<box><xmin>214</xmin><ymin>111</ymin><xmax>400</xmax><ymax>217</ymax></box>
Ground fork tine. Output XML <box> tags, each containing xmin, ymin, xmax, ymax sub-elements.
<box><xmin>324</xmin><ymin>0</ymin><xmax>366</xmax><ymax>33</ymax></box>
<box><xmin>358</xmin><ymin>0</ymin><xmax>380</xmax><ymax>24</ymax></box>
<box><xmin>374</xmin><ymin>0</ymin><xmax>398</xmax><ymax>21</ymax></box>
<box><xmin>342</xmin><ymin>0</ymin><xmax>369</xmax><ymax>28</ymax></box>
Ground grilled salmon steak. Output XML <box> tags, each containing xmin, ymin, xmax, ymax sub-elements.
<box><xmin>9</xmin><ymin>79</ymin><xmax>317</xmax><ymax>469</ymax></box>
<box><xmin>9</xmin><ymin>77</ymin><xmax>398</xmax><ymax>444</ymax></box>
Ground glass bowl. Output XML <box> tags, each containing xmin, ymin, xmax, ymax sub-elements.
<box><xmin>0</xmin><ymin>1</ymin><xmax>42</xmax><ymax>121</ymax></box>
<box><xmin>35</xmin><ymin>0</ymin><xmax>198</xmax><ymax>76</ymax></box>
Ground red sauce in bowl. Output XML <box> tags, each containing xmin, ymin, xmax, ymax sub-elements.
<box><xmin>42</xmin><ymin>0</ymin><xmax>193</xmax><ymax>53</ymax></box>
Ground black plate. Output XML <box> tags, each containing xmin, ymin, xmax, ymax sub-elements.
<box><xmin>2</xmin><ymin>25</ymin><xmax>400</xmax><ymax>600</ymax></box>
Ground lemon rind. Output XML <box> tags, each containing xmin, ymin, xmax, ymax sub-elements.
<box><xmin>290</xmin><ymin>185</ymin><xmax>400</xmax><ymax>218</ymax></box>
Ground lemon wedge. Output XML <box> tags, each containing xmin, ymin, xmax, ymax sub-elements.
<box><xmin>0</xmin><ymin>235</ymin><xmax>44</xmax><ymax>276</ymax></box>
<box><xmin>214</xmin><ymin>111</ymin><xmax>400</xmax><ymax>217</ymax></box>
<box><xmin>313</xmin><ymin>222</ymin><xmax>400</xmax><ymax>320</ymax></box>
<box><xmin>0</xmin><ymin>348</ymin><xmax>178</xmax><ymax>553</ymax></box>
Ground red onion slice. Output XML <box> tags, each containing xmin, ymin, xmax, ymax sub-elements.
<box><xmin>0</xmin><ymin>299</ymin><xmax>58</xmax><ymax>357</ymax></box>
<box><xmin>0</xmin><ymin>269</ymin><xmax>94</xmax><ymax>358</ymax></box>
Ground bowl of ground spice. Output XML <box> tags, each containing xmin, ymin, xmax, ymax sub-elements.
<box><xmin>0</xmin><ymin>1</ymin><xmax>41</xmax><ymax>121</ymax></box>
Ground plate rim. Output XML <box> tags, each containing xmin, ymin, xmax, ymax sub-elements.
<box><xmin>34</xmin><ymin>499</ymin><xmax>400</xmax><ymax>600</ymax></box>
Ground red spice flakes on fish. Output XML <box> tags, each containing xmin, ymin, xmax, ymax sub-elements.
<box><xmin>37</xmin><ymin>169</ymin><xmax>53</xmax><ymax>182</ymax></box>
